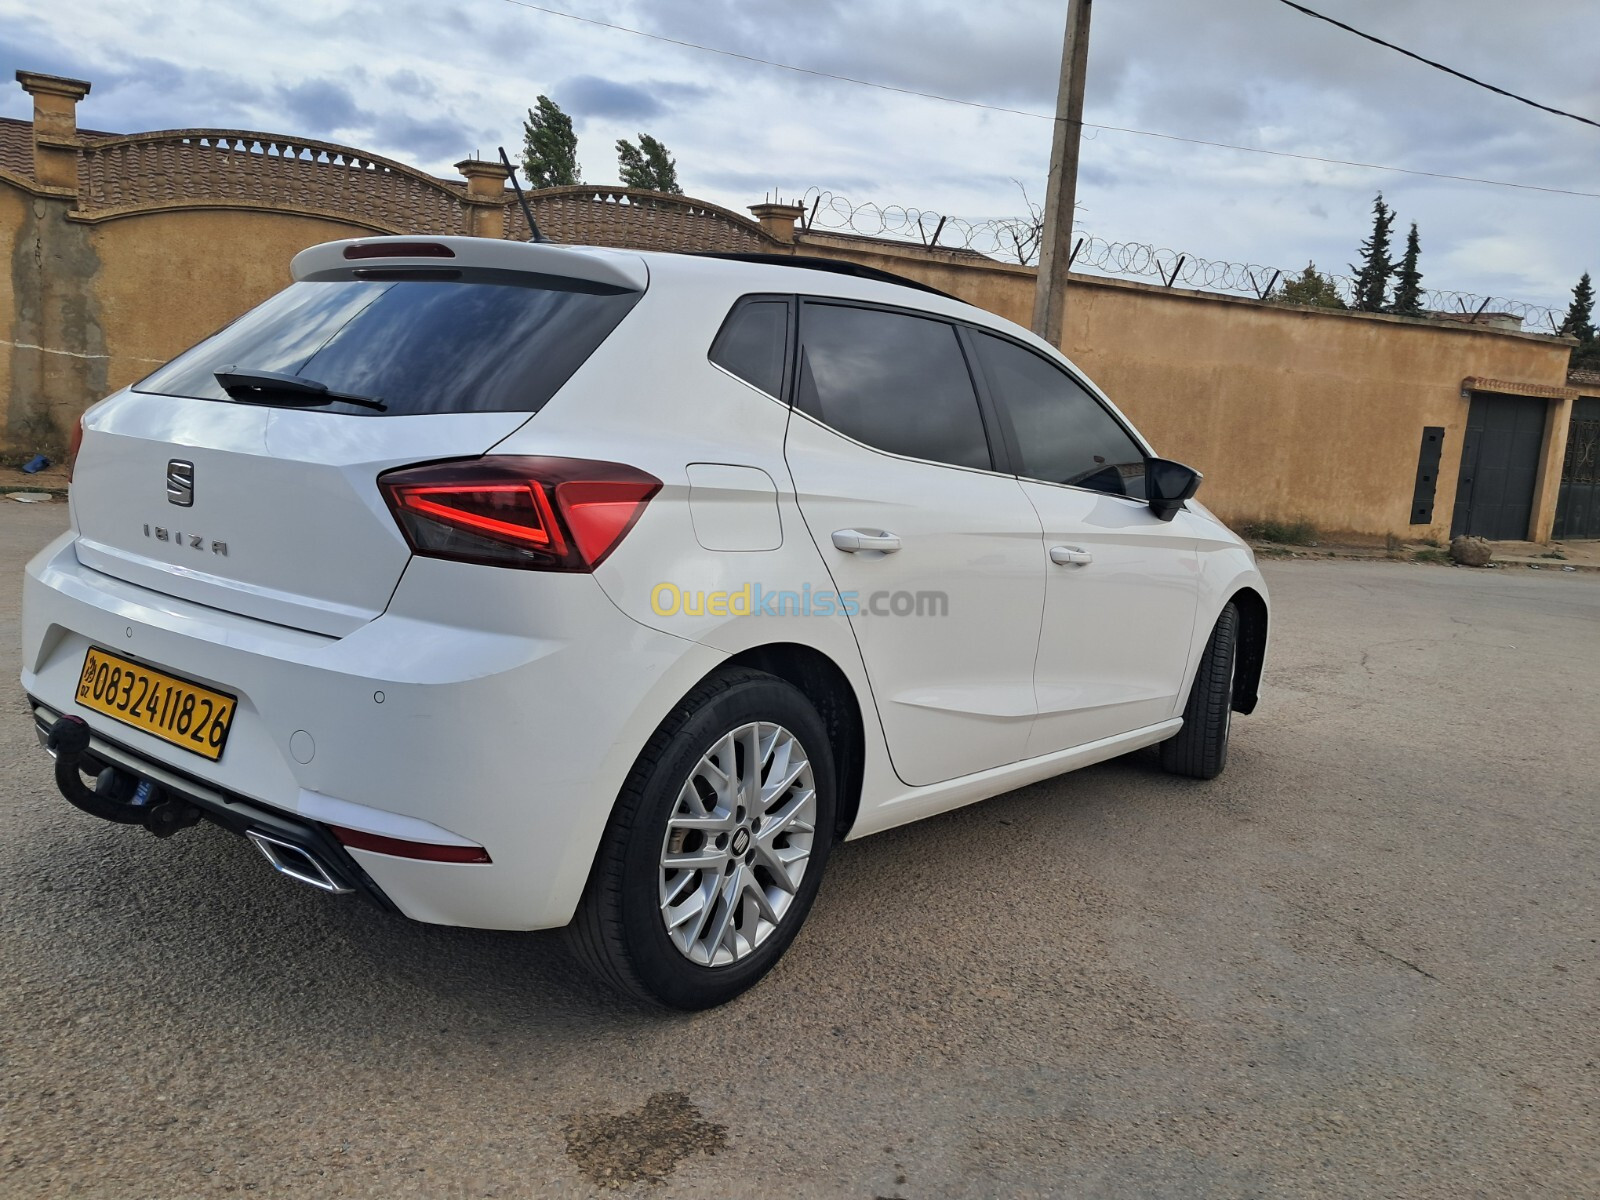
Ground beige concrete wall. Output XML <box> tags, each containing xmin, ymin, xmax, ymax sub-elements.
<box><xmin>801</xmin><ymin>232</ymin><xmax>1038</xmax><ymax>326</ymax></box>
<box><xmin>796</xmin><ymin>233</ymin><xmax>1573</xmax><ymax>542</ymax></box>
<box><xmin>3</xmin><ymin>194</ymin><xmax>374</xmax><ymax>454</ymax></box>
<box><xmin>0</xmin><ymin>177</ymin><xmax>24</xmax><ymax>450</ymax></box>
<box><xmin>2</xmin><ymin>162</ymin><xmax>1575</xmax><ymax>541</ymax></box>
<box><xmin>1070</xmin><ymin>280</ymin><xmax>1570</xmax><ymax>541</ymax></box>
<box><xmin>4</xmin><ymin>180</ymin><xmax>104</xmax><ymax>454</ymax></box>
<box><xmin>81</xmin><ymin>209</ymin><xmax>376</xmax><ymax>394</ymax></box>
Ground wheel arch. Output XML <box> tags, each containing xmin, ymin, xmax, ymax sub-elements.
<box><xmin>720</xmin><ymin>642</ymin><xmax>866</xmax><ymax>841</ymax></box>
<box><xmin>1228</xmin><ymin>586</ymin><xmax>1269</xmax><ymax>715</ymax></box>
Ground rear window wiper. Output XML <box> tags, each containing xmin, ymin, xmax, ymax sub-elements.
<box><xmin>214</xmin><ymin>366</ymin><xmax>387</xmax><ymax>411</ymax></box>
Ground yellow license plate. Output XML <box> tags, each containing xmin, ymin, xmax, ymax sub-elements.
<box><xmin>75</xmin><ymin>647</ymin><xmax>237</xmax><ymax>762</ymax></box>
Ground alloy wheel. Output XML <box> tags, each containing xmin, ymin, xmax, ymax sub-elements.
<box><xmin>658</xmin><ymin>721</ymin><xmax>817</xmax><ymax>967</ymax></box>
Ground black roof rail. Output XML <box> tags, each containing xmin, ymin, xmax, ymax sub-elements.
<box><xmin>689</xmin><ymin>252</ymin><xmax>958</xmax><ymax>301</ymax></box>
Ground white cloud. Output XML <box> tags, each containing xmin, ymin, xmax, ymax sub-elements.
<box><xmin>2</xmin><ymin>0</ymin><xmax>1593</xmax><ymax>309</ymax></box>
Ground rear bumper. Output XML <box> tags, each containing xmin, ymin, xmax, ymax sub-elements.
<box><xmin>29</xmin><ymin>698</ymin><xmax>398</xmax><ymax>909</ymax></box>
<box><xmin>22</xmin><ymin>532</ymin><xmax>726</xmax><ymax>930</ymax></box>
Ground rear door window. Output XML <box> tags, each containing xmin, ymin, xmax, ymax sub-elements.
<box><xmin>795</xmin><ymin>302</ymin><xmax>992</xmax><ymax>471</ymax></box>
<box><xmin>135</xmin><ymin>270</ymin><xmax>641</xmax><ymax>416</ymax></box>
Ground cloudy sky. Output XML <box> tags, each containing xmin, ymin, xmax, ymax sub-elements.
<box><xmin>3</xmin><ymin>0</ymin><xmax>1595</xmax><ymax>314</ymax></box>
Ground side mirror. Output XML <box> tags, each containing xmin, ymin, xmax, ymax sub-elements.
<box><xmin>1145</xmin><ymin>458</ymin><xmax>1201</xmax><ymax>522</ymax></box>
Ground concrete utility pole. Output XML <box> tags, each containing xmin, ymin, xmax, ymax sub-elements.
<box><xmin>1031</xmin><ymin>0</ymin><xmax>1093</xmax><ymax>349</ymax></box>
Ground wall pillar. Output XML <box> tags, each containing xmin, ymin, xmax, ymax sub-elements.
<box><xmin>748</xmin><ymin>202</ymin><xmax>805</xmax><ymax>247</ymax></box>
<box><xmin>8</xmin><ymin>71</ymin><xmax>102</xmax><ymax>455</ymax></box>
<box><xmin>15</xmin><ymin>70</ymin><xmax>90</xmax><ymax>192</ymax></box>
<box><xmin>454</xmin><ymin>158</ymin><xmax>511</xmax><ymax>238</ymax></box>
<box><xmin>1531</xmin><ymin>393</ymin><xmax>1575</xmax><ymax>542</ymax></box>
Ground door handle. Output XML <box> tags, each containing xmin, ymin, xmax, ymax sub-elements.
<box><xmin>832</xmin><ymin>528</ymin><xmax>902</xmax><ymax>554</ymax></box>
<box><xmin>1049</xmin><ymin>545</ymin><xmax>1093</xmax><ymax>566</ymax></box>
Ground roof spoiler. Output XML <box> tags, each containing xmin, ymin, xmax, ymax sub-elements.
<box><xmin>690</xmin><ymin>252</ymin><xmax>957</xmax><ymax>300</ymax></box>
<box><xmin>290</xmin><ymin>237</ymin><xmax>648</xmax><ymax>292</ymax></box>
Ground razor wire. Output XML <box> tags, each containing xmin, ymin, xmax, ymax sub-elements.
<box><xmin>797</xmin><ymin>188</ymin><xmax>1565</xmax><ymax>330</ymax></box>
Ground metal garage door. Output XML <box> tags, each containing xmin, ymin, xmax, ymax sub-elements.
<box><xmin>1554</xmin><ymin>397</ymin><xmax>1600</xmax><ymax>541</ymax></box>
<box><xmin>1450</xmin><ymin>391</ymin><xmax>1546</xmax><ymax>541</ymax></box>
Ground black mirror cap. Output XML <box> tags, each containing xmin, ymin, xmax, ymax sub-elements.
<box><xmin>1146</xmin><ymin>458</ymin><xmax>1202</xmax><ymax>522</ymax></box>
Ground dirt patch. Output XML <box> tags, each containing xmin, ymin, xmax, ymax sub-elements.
<box><xmin>0</xmin><ymin>461</ymin><xmax>70</xmax><ymax>495</ymax></box>
<box><xmin>562</xmin><ymin>1090</ymin><xmax>728</xmax><ymax>1189</ymax></box>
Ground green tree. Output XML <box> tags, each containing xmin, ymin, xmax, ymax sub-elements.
<box><xmin>1560</xmin><ymin>271</ymin><xmax>1595</xmax><ymax>341</ymax></box>
<box><xmin>1276</xmin><ymin>262</ymin><xmax>1348</xmax><ymax>310</ymax></box>
<box><xmin>1350</xmin><ymin>193</ymin><xmax>1397</xmax><ymax>313</ymax></box>
<box><xmin>521</xmin><ymin>95</ymin><xmax>580</xmax><ymax>189</ymax></box>
<box><xmin>616</xmin><ymin>133</ymin><xmax>682</xmax><ymax>193</ymax></box>
<box><xmin>1563</xmin><ymin>272</ymin><xmax>1600</xmax><ymax>370</ymax></box>
<box><xmin>1390</xmin><ymin>223</ymin><xmax>1424</xmax><ymax>316</ymax></box>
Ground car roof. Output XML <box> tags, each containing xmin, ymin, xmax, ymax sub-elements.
<box><xmin>633</xmin><ymin>244</ymin><xmax>1035</xmax><ymax>336</ymax></box>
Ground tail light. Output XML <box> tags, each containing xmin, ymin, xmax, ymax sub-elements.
<box><xmin>379</xmin><ymin>457</ymin><xmax>661</xmax><ymax>572</ymax></box>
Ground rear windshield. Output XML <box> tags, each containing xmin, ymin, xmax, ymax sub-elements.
<box><xmin>134</xmin><ymin>270</ymin><xmax>641</xmax><ymax>416</ymax></box>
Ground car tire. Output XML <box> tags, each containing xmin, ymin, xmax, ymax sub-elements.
<box><xmin>1159</xmin><ymin>602</ymin><xmax>1239</xmax><ymax>781</ymax></box>
<box><xmin>567</xmin><ymin>667</ymin><xmax>837</xmax><ymax>1009</ymax></box>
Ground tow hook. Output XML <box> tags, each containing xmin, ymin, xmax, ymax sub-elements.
<box><xmin>47</xmin><ymin>715</ymin><xmax>202</xmax><ymax>836</ymax></box>
<box><xmin>142</xmin><ymin>793</ymin><xmax>202</xmax><ymax>838</ymax></box>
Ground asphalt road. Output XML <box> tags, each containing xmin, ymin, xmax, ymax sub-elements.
<box><xmin>2</xmin><ymin>502</ymin><xmax>1596</xmax><ymax>1199</ymax></box>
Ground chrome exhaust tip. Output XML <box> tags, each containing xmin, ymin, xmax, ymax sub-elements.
<box><xmin>245</xmin><ymin>830</ymin><xmax>352</xmax><ymax>894</ymax></box>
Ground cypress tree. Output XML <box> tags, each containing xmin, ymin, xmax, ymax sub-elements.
<box><xmin>1350</xmin><ymin>193</ymin><xmax>1397</xmax><ymax>313</ymax></box>
<box><xmin>1390</xmin><ymin>223</ymin><xmax>1424</xmax><ymax>316</ymax></box>
<box><xmin>1560</xmin><ymin>272</ymin><xmax>1595</xmax><ymax>341</ymax></box>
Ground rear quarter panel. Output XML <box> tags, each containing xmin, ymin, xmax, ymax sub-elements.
<box><xmin>490</xmin><ymin>272</ymin><xmax>902</xmax><ymax>836</ymax></box>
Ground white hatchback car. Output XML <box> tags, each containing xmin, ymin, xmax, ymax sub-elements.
<box><xmin>24</xmin><ymin>236</ymin><xmax>1267</xmax><ymax>1008</ymax></box>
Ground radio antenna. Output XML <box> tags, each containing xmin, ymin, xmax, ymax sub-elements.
<box><xmin>497</xmin><ymin>146</ymin><xmax>547</xmax><ymax>243</ymax></box>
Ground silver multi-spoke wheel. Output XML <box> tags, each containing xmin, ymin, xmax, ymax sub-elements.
<box><xmin>658</xmin><ymin>721</ymin><xmax>817</xmax><ymax>967</ymax></box>
<box><xmin>570</xmin><ymin>669</ymin><xmax>838</xmax><ymax>1008</ymax></box>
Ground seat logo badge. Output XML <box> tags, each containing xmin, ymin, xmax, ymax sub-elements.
<box><xmin>166</xmin><ymin>460</ymin><xmax>195</xmax><ymax>507</ymax></box>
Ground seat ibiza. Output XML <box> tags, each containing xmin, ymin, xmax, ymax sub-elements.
<box><xmin>23</xmin><ymin>236</ymin><xmax>1268</xmax><ymax>1009</ymax></box>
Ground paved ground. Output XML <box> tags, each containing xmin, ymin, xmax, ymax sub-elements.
<box><xmin>1</xmin><ymin>501</ymin><xmax>1595</xmax><ymax>1199</ymax></box>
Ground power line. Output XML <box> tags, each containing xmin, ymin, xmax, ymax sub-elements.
<box><xmin>497</xmin><ymin>0</ymin><xmax>1600</xmax><ymax>200</ymax></box>
<box><xmin>1274</xmin><ymin>0</ymin><xmax>1600</xmax><ymax>131</ymax></box>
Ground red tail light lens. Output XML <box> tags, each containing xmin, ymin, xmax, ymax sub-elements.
<box><xmin>329</xmin><ymin>825</ymin><xmax>492</xmax><ymax>863</ymax></box>
<box><xmin>379</xmin><ymin>457</ymin><xmax>661</xmax><ymax>572</ymax></box>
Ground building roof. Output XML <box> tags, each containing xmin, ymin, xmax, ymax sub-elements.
<box><xmin>0</xmin><ymin>116</ymin><xmax>35</xmax><ymax>176</ymax></box>
<box><xmin>1</xmin><ymin>112</ymin><xmax>778</xmax><ymax>255</ymax></box>
<box><xmin>0</xmin><ymin>114</ymin><xmax>120</xmax><ymax>178</ymax></box>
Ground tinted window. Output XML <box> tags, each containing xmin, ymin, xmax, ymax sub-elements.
<box><xmin>710</xmin><ymin>299</ymin><xmax>789</xmax><ymax>397</ymax></box>
<box><xmin>973</xmin><ymin>332</ymin><xmax>1147</xmax><ymax>498</ymax></box>
<box><xmin>796</xmin><ymin>303</ymin><xmax>991</xmax><ymax>470</ymax></box>
<box><xmin>135</xmin><ymin>272</ymin><xmax>641</xmax><ymax>416</ymax></box>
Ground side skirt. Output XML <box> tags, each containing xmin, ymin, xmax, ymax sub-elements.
<box><xmin>846</xmin><ymin>719</ymin><xmax>1182</xmax><ymax>839</ymax></box>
